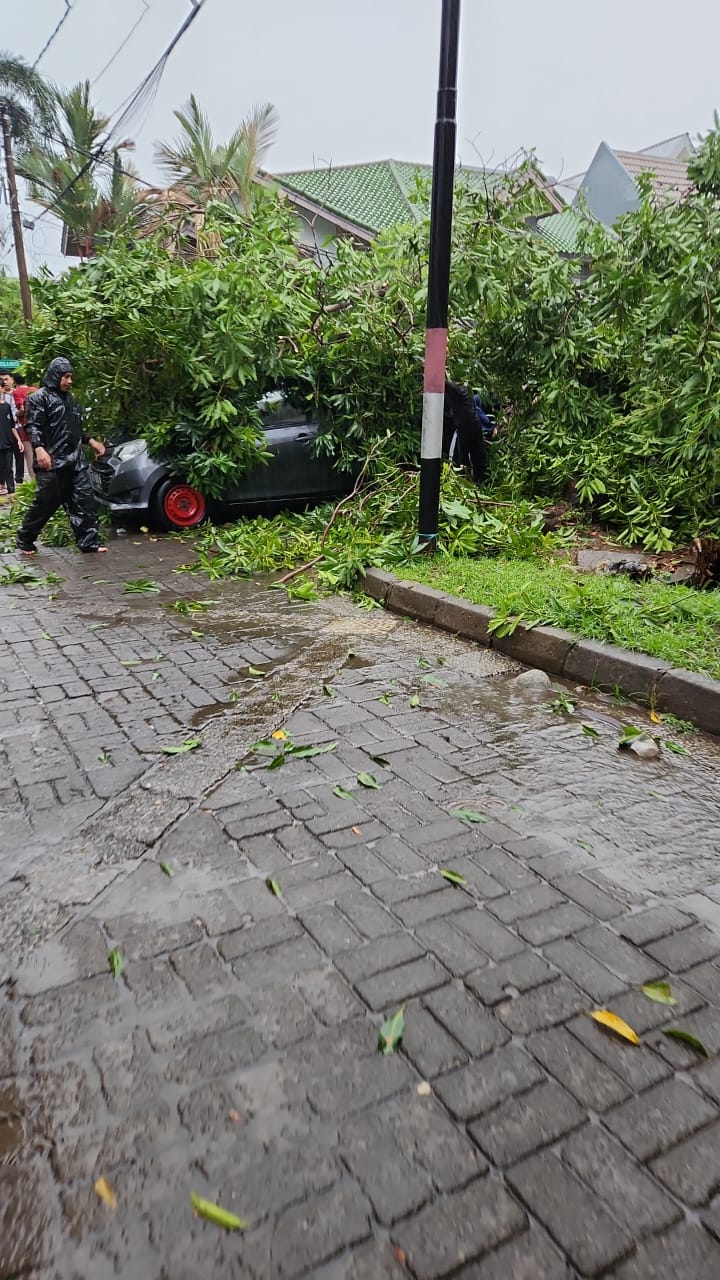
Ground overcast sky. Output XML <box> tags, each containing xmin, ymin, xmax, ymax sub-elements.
<box><xmin>3</xmin><ymin>0</ymin><xmax>720</xmax><ymax>274</ymax></box>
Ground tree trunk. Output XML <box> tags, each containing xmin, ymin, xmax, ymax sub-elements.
<box><xmin>1</xmin><ymin>107</ymin><xmax>32</xmax><ymax>324</ymax></box>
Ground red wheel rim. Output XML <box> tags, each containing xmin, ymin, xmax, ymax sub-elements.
<box><xmin>163</xmin><ymin>484</ymin><xmax>206</xmax><ymax>527</ymax></box>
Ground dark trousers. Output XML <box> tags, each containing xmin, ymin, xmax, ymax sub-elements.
<box><xmin>12</xmin><ymin>439</ymin><xmax>24</xmax><ymax>484</ymax></box>
<box><xmin>0</xmin><ymin>448</ymin><xmax>15</xmax><ymax>494</ymax></box>
<box><xmin>16</xmin><ymin>464</ymin><xmax>101</xmax><ymax>552</ymax></box>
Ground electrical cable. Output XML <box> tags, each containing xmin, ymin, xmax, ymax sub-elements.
<box><xmin>33</xmin><ymin>1</ymin><xmax>73</xmax><ymax>68</ymax></box>
<box><xmin>32</xmin><ymin>0</ymin><xmax>209</xmax><ymax>224</ymax></box>
<box><xmin>91</xmin><ymin>0</ymin><xmax>152</xmax><ymax>90</ymax></box>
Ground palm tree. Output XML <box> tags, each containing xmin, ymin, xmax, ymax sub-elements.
<box><xmin>0</xmin><ymin>52</ymin><xmax>56</xmax><ymax>321</ymax></box>
<box><xmin>18</xmin><ymin>80</ymin><xmax>137</xmax><ymax>258</ymax></box>
<box><xmin>153</xmin><ymin>94</ymin><xmax>279</xmax><ymax>209</ymax></box>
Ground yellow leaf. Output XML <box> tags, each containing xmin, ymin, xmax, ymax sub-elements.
<box><xmin>590</xmin><ymin>1009</ymin><xmax>640</xmax><ymax>1045</ymax></box>
<box><xmin>271</xmin><ymin>729</ymin><xmax>287</xmax><ymax>740</ymax></box>
<box><xmin>649</xmin><ymin>711</ymin><xmax>662</xmax><ymax>724</ymax></box>
<box><xmin>94</xmin><ymin>1176</ymin><xmax>117</xmax><ymax>1209</ymax></box>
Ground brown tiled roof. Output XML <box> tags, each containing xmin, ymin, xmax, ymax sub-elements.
<box><xmin>612</xmin><ymin>150</ymin><xmax>693</xmax><ymax>201</ymax></box>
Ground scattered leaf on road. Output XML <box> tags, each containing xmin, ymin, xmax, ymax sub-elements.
<box><xmin>662</xmin><ymin>1028</ymin><xmax>709</xmax><ymax>1056</ymax></box>
<box><xmin>357</xmin><ymin>771</ymin><xmax>380</xmax><ymax>789</ymax></box>
<box><xmin>663</xmin><ymin>740</ymin><xmax>690</xmax><ymax>756</ymax></box>
<box><xmin>409</xmin><ymin>694</ymin><xmax>420</xmax><ymax>709</ymax></box>
<box><xmin>287</xmin><ymin>741</ymin><xmax>337</xmax><ymax>759</ymax></box>
<box><xmin>439</xmin><ymin>869</ymin><xmax>466</xmax><ymax>886</ymax></box>
<box><xmin>378</xmin><ymin>691</ymin><xmax>392</xmax><ymax>705</ymax></box>
<box><xmin>590</xmin><ymin>1009</ymin><xmax>640</xmax><ymax>1045</ymax></box>
<box><xmin>108</xmin><ymin>948</ymin><xmax>123</xmax><ymax>979</ymax></box>
<box><xmin>420</xmin><ymin>674</ymin><xmax>447</xmax><ymax>688</ymax></box>
<box><xmin>581</xmin><ymin>723</ymin><xmax>601</xmax><ymax>739</ymax></box>
<box><xmin>190</xmin><ymin>630</ymin><xmax>204</xmax><ymax>639</ymax></box>
<box><xmin>618</xmin><ymin>725</ymin><xmax>645</xmax><ymax>748</ymax></box>
<box><xmin>642</xmin><ymin>981</ymin><xmax>677</xmax><ymax>1006</ymax></box>
<box><xmin>161</xmin><ymin>737</ymin><xmax>202</xmax><ymax>755</ymax></box>
<box><xmin>451</xmin><ymin>807</ymin><xmax>487</xmax><ymax>824</ymax></box>
<box><xmin>417</xmin><ymin>657</ymin><xmax>432</xmax><ymax>668</ymax></box>
<box><xmin>649</xmin><ymin>710</ymin><xmax>662</xmax><ymax>724</ymax></box>
<box><xmin>247</xmin><ymin>665</ymin><xmax>265</xmax><ymax>677</ymax></box>
<box><xmin>332</xmin><ymin>785</ymin><xmax>355</xmax><ymax>800</ymax></box>
<box><xmin>122</xmin><ymin>578</ymin><xmax>160</xmax><ymax>594</ymax></box>
<box><xmin>266</xmin><ymin>878</ymin><xmax>281</xmax><ymax>897</ymax></box>
<box><xmin>369</xmin><ymin>754</ymin><xmax>390</xmax><ymax>766</ymax></box>
<box><xmin>190</xmin><ymin>1192</ymin><xmax>249</xmax><ymax>1231</ymax></box>
<box><xmin>576</xmin><ymin>838</ymin><xmax>593</xmax><ymax>851</ymax></box>
<box><xmin>378</xmin><ymin>1005</ymin><xmax>405</xmax><ymax>1054</ymax></box>
<box><xmin>323</xmin><ymin>684</ymin><xmax>334</xmax><ymax>697</ymax></box>
<box><xmin>159</xmin><ymin>862</ymin><xmax>175</xmax><ymax>878</ymax></box>
<box><xmin>94</xmin><ymin>1176</ymin><xmax>117</xmax><ymax>1209</ymax></box>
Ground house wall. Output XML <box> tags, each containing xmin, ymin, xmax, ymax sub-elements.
<box><xmin>574</xmin><ymin>142</ymin><xmax>640</xmax><ymax>226</ymax></box>
<box><xmin>293</xmin><ymin>212</ymin><xmax>345</xmax><ymax>263</ymax></box>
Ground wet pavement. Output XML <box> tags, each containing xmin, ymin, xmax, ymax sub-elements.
<box><xmin>2</xmin><ymin>533</ymin><xmax>720</xmax><ymax>1278</ymax></box>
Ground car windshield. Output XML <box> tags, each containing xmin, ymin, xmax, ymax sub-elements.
<box><xmin>256</xmin><ymin>391</ymin><xmax>306</xmax><ymax>426</ymax></box>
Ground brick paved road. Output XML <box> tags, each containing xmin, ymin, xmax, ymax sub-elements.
<box><xmin>3</xmin><ymin>534</ymin><xmax>720</xmax><ymax>1278</ymax></box>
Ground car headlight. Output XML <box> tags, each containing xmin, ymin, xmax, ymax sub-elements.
<box><xmin>113</xmin><ymin>440</ymin><xmax>147</xmax><ymax>461</ymax></box>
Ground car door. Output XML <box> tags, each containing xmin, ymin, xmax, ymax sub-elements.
<box><xmin>220</xmin><ymin>394</ymin><xmax>342</xmax><ymax>511</ymax></box>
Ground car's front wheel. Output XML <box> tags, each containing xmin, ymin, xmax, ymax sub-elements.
<box><xmin>153</xmin><ymin>480</ymin><xmax>207</xmax><ymax>531</ymax></box>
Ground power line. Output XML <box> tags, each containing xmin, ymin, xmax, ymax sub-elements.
<box><xmin>91</xmin><ymin>0</ymin><xmax>152</xmax><ymax>90</ymax></box>
<box><xmin>33</xmin><ymin>0</ymin><xmax>209</xmax><ymax>224</ymax></box>
<box><xmin>34</xmin><ymin>1</ymin><xmax>74</xmax><ymax>68</ymax></box>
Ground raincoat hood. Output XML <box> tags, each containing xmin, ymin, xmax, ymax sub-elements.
<box><xmin>42</xmin><ymin>357</ymin><xmax>74</xmax><ymax>391</ymax></box>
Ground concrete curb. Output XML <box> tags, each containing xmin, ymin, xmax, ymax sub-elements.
<box><xmin>362</xmin><ymin>569</ymin><xmax>720</xmax><ymax>737</ymax></box>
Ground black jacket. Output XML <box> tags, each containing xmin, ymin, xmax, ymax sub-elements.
<box><xmin>0</xmin><ymin>402</ymin><xmax>16</xmax><ymax>450</ymax></box>
<box><xmin>26</xmin><ymin>357</ymin><xmax>89</xmax><ymax>470</ymax></box>
<box><xmin>442</xmin><ymin>381</ymin><xmax>488</xmax><ymax>484</ymax></box>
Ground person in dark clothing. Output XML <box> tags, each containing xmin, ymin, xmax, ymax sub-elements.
<box><xmin>0</xmin><ymin>398</ymin><xmax>23</xmax><ymax>495</ymax></box>
<box><xmin>0</xmin><ymin>374</ymin><xmax>24</xmax><ymax>484</ymax></box>
<box><xmin>16</xmin><ymin>357</ymin><xmax>108</xmax><ymax>555</ymax></box>
<box><xmin>442</xmin><ymin>380</ymin><xmax>488</xmax><ymax>485</ymax></box>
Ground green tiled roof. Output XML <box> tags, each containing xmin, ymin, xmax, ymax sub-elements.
<box><xmin>533</xmin><ymin>209</ymin><xmax>587</xmax><ymax>255</ymax></box>
<box><xmin>275</xmin><ymin>159</ymin><xmax>507</xmax><ymax>234</ymax></box>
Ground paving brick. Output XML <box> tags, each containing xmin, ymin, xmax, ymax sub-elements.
<box><xmin>527</xmin><ymin>1026</ymin><xmax>630</xmax><ymax>1111</ymax></box>
<box><xmin>424</xmin><ymin>986</ymin><xmax>509</xmax><ymax>1056</ymax></box>
<box><xmin>550</xmin><ymin>872</ymin><xmax>626</xmax><ymax>920</ymax></box>
<box><xmin>263</xmin><ymin>1183</ymin><xmax>372</xmax><ymax>1276</ymax></box>
<box><xmin>218</xmin><ymin>915</ymin><xmax>303</xmax><ymax>962</ymax></box>
<box><xmin>574</xmin><ymin>924</ymin><xmax>664</xmax><ymax>984</ymax></box>
<box><xmin>294</xmin><ymin>969</ymin><xmax>363</xmax><ymax>1025</ymax></box>
<box><xmin>542</xmin><ymin>938</ymin><xmax>626</xmax><ymax>1001</ymax></box>
<box><xmin>369</xmin><ymin>1092</ymin><xmax>487</xmax><ymax>1193</ymax></box>
<box><xmin>496</xmin><ymin>978</ymin><xmax>587</xmax><ymax>1035</ymax></box>
<box><xmin>618</xmin><ymin>904</ymin><xmax>694</xmax><ymax>946</ymax></box>
<box><xmin>231</xmin><ymin>936</ymin><xmax>322</xmax><ymax>987</ymax></box>
<box><xmin>651</xmin><ymin>1118</ymin><xmax>720</xmax><ymax>1206</ymax></box>
<box><xmin>563</xmin><ymin>1125</ymin><xmax>681</xmax><ymax>1234</ymax></box>
<box><xmin>371</xmin><ymin>835</ymin><xmax>427</xmax><ymax>876</ymax></box>
<box><xmin>434</xmin><ymin>1046</ymin><xmax>544</xmax><ymax>1121</ymax></box>
<box><xmin>393</xmin><ymin>1179</ymin><xmax>526</xmax><ymax>1280</ymax></box>
<box><xmin>337</xmin><ymin>844</ymin><xmax>396</xmax><ymax>884</ymax></box>
<box><xmin>683</xmin><ymin>961</ymin><xmax>720</xmax><ymax>1004</ymax></box>
<box><xmin>165</xmin><ymin>1026</ymin><xmax>266</xmax><ymax>1085</ymax></box>
<box><xmin>123</xmin><ymin>956</ymin><xmax>185</xmax><ymax>1009</ymax></box>
<box><xmin>337</xmin><ymin>889</ymin><xmax>397</xmax><ymax>940</ymax></box>
<box><xmin>466</xmin><ymin>952</ymin><xmax>558</xmax><ymax>1007</ymax></box>
<box><xmin>342</xmin><ymin>1139</ymin><xmax>430</xmax><ymax>1225</ymax></box>
<box><xmin>567</xmin><ymin>1014</ymin><xmax>672</xmax><ymax>1092</ymax></box>
<box><xmin>645</xmin><ymin>924</ymin><xmax>720</xmax><ymax>971</ymax></box>
<box><xmin>306</xmin><ymin>1052</ymin><xmax>411</xmax><ymax>1116</ymax></box>
<box><xmin>169</xmin><ymin>943</ymin><xmax>237</xmax><ymax>998</ymax></box>
<box><xmin>413</xmin><ymin>918</ymin><xmax>489</xmax><ymax>976</ymax></box>
<box><xmin>507</xmin><ymin>1150</ymin><xmax>634</xmax><ymax>1276</ymax></box>
<box><xmin>470</xmin><ymin>1080</ymin><xmax>584</xmax><ymax>1166</ymax></box>
<box><xmin>356</xmin><ymin>957</ymin><xmax>448</xmax><ymax>1011</ymax></box>
<box><xmin>399</xmin><ymin>1002</ymin><xmax>468</xmax><ymax>1078</ymax></box>
<box><xmin>612</xmin><ymin>1222</ymin><xmax>720</xmax><ymax>1280</ymax></box>
<box><xmin>297</xmin><ymin>904</ymin><xmax>362</xmax><ymax>953</ymax></box>
<box><xmin>605</xmin><ymin>1078</ymin><xmax>719</xmax><ymax>1160</ymax></box>
<box><xmin>452</xmin><ymin>907</ymin><xmax>525</xmax><ymax>961</ymax></box>
<box><xmin>606</xmin><ymin>981</ymin><xmax>705</xmax><ymax>1035</ymax></box>
<box><xmin>489</xmin><ymin>883</ymin><xmax>565</xmax><ymax>924</ymax></box>
<box><xmin>393</xmin><ymin>886</ymin><xmax>470</xmax><ymax>927</ymax></box>
<box><xmin>455</xmin><ymin>1230</ymin><xmax>569</xmax><ymax>1280</ymax></box>
<box><xmin>334</xmin><ymin>934</ymin><xmax>423</xmax><ymax>984</ymax></box>
<box><xmin>517</xmin><ymin>903</ymin><xmax>594</xmax><ymax>946</ymax></box>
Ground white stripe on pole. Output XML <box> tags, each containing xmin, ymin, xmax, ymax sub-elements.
<box><xmin>421</xmin><ymin>391</ymin><xmax>445</xmax><ymax>460</ymax></box>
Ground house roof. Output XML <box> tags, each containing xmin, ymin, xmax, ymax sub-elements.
<box><xmin>533</xmin><ymin>208</ymin><xmax>588</xmax><ymax>255</ymax></box>
<box><xmin>275</xmin><ymin>159</ymin><xmax>537</xmax><ymax>235</ymax></box>
<box><xmin>612</xmin><ymin>150</ymin><xmax>693</xmax><ymax>202</ymax></box>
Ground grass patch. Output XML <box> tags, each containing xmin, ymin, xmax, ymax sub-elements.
<box><xmin>402</xmin><ymin>555</ymin><xmax>720</xmax><ymax>680</ymax></box>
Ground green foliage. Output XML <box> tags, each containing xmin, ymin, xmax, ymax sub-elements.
<box><xmin>0</xmin><ymin>274</ymin><xmax>24</xmax><ymax>356</ymax></box>
<box><xmin>17</xmin><ymin>127</ymin><xmax>720</xmax><ymax>545</ymax></box>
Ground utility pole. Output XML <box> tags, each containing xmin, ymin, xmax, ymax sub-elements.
<box><xmin>418</xmin><ymin>0</ymin><xmax>461</xmax><ymax>547</ymax></box>
<box><xmin>1</xmin><ymin>107</ymin><xmax>32</xmax><ymax>324</ymax></box>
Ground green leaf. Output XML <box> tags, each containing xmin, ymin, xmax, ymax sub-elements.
<box><xmin>323</xmin><ymin>684</ymin><xmax>335</xmax><ymax>697</ymax></box>
<box><xmin>420</xmin><ymin>674</ymin><xmax>447</xmax><ymax>688</ymax></box>
<box><xmin>190</xmin><ymin>630</ymin><xmax>204</xmax><ymax>639</ymax></box>
<box><xmin>378</xmin><ymin>691</ymin><xmax>392</xmax><ymax>705</ymax></box>
<box><xmin>267</xmin><ymin>752</ymin><xmax>286</xmax><ymax>769</ymax></box>
<box><xmin>159</xmin><ymin>861</ymin><xmax>175</xmax><ymax>878</ymax></box>
<box><xmin>451</xmin><ymin>807</ymin><xmax>487</xmax><ymax>824</ymax></box>
<box><xmin>250</xmin><ymin>739</ymin><xmax>279</xmax><ymax>754</ymax></box>
<box><xmin>618</xmin><ymin>725</ymin><xmax>645</xmax><ymax>747</ymax></box>
<box><xmin>108</xmin><ymin>948</ymin><xmax>123</xmax><ymax>979</ymax></box>
<box><xmin>122</xmin><ymin>578</ymin><xmax>160</xmax><ymax>594</ymax></box>
<box><xmin>151</xmin><ymin>670</ymin><xmax>162</xmax><ymax>681</ymax></box>
<box><xmin>642</xmin><ymin>981</ymin><xmax>677</xmax><ymax>1006</ymax></box>
<box><xmin>266</xmin><ymin>878</ymin><xmax>281</xmax><ymax>897</ymax></box>
<box><xmin>332</xmin><ymin>785</ymin><xmax>355</xmax><ymax>800</ymax></box>
<box><xmin>247</xmin><ymin>665</ymin><xmax>265</xmax><ymax>677</ymax></box>
<box><xmin>661</xmin><ymin>1028</ymin><xmax>709</xmax><ymax>1057</ymax></box>
<box><xmin>41</xmin><ymin>631</ymin><xmax>52</xmax><ymax>640</ymax></box>
<box><xmin>663</xmin><ymin>740</ymin><xmax>690</xmax><ymax>756</ymax></box>
<box><xmin>357</xmin><ymin>771</ymin><xmax>380</xmax><ymax>789</ymax></box>
<box><xmin>286</xmin><ymin>741</ymin><xmax>338</xmax><ymax>759</ymax></box>
<box><xmin>417</xmin><ymin>657</ymin><xmax>432</xmax><ymax>668</ymax></box>
<box><xmin>378</xmin><ymin>1005</ymin><xmax>405</xmax><ymax>1055</ymax></box>
<box><xmin>409</xmin><ymin>693</ymin><xmax>420</xmax><ymax>709</ymax></box>
<box><xmin>581</xmin><ymin>723</ymin><xmax>601</xmax><ymax>739</ymax></box>
<box><xmin>439</xmin><ymin>869</ymin><xmax>466</xmax><ymax>886</ymax></box>
<box><xmin>161</xmin><ymin>737</ymin><xmax>202</xmax><ymax>755</ymax></box>
<box><xmin>190</xmin><ymin>1192</ymin><xmax>249</xmax><ymax>1231</ymax></box>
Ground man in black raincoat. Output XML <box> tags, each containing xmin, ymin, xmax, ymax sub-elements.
<box><xmin>442</xmin><ymin>380</ymin><xmax>489</xmax><ymax>486</ymax></box>
<box><xmin>16</xmin><ymin>357</ymin><xmax>108</xmax><ymax>555</ymax></box>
